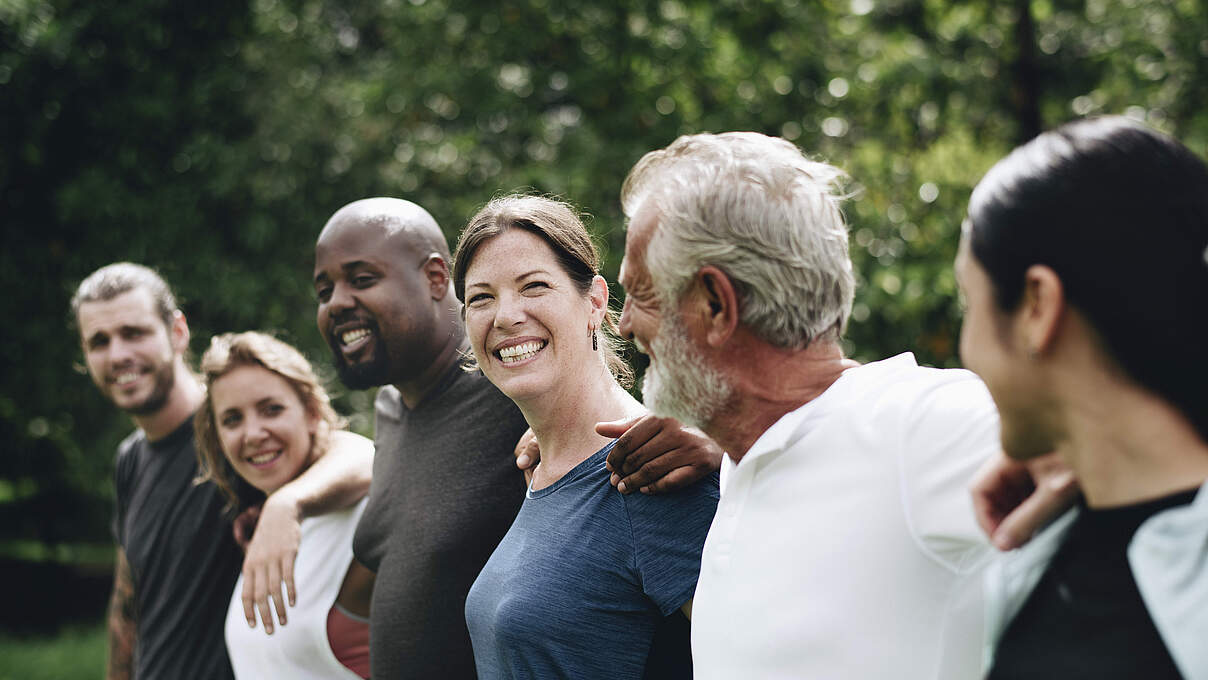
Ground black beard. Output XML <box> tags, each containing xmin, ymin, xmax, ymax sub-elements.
<box><xmin>332</xmin><ymin>348</ymin><xmax>393</xmax><ymax>391</ymax></box>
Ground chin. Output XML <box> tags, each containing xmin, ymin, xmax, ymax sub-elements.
<box><xmin>1000</xmin><ymin>422</ymin><xmax>1057</xmax><ymax>461</ymax></box>
<box><xmin>334</xmin><ymin>354</ymin><xmax>392</xmax><ymax>390</ymax></box>
<box><xmin>642</xmin><ymin>371</ymin><xmax>714</xmax><ymax>432</ymax></box>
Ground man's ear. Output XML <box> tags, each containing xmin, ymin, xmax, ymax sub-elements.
<box><xmin>1020</xmin><ymin>264</ymin><xmax>1065</xmax><ymax>355</ymax></box>
<box><xmin>695</xmin><ymin>266</ymin><xmax>740</xmax><ymax>348</ymax></box>
<box><xmin>170</xmin><ymin>310</ymin><xmax>190</xmax><ymax>355</ymax></box>
<box><xmin>422</xmin><ymin>254</ymin><xmax>452</xmax><ymax>299</ymax></box>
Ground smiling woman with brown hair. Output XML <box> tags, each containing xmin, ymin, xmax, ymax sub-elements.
<box><xmin>195</xmin><ymin>331</ymin><xmax>374</xmax><ymax>679</ymax></box>
<box><xmin>453</xmin><ymin>194</ymin><xmax>719</xmax><ymax>679</ymax></box>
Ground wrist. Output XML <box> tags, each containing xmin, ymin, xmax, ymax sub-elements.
<box><xmin>264</xmin><ymin>486</ymin><xmax>305</xmax><ymax>521</ymax></box>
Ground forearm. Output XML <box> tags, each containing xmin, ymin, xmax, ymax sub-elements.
<box><xmin>106</xmin><ymin>549</ymin><xmax>137</xmax><ymax>680</ymax></box>
<box><xmin>271</xmin><ymin>430</ymin><xmax>372</xmax><ymax>519</ymax></box>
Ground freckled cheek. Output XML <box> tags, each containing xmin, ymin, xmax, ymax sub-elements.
<box><xmin>463</xmin><ymin>309</ymin><xmax>494</xmax><ymax>361</ymax></box>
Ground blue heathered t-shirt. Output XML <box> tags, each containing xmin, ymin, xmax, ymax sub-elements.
<box><xmin>465</xmin><ymin>440</ymin><xmax>720</xmax><ymax>679</ymax></box>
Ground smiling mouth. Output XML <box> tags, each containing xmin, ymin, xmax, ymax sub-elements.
<box><xmin>336</xmin><ymin>326</ymin><xmax>374</xmax><ymax>358</ymax></box>
<box><xmin>496</xmin><ymin>341</ymin><xmax>546</xmax><ymax>364</ymax></box>
<box><xmin>247</xmin><ymin>450</ymin><xmax>282</xmax><ymax>467</ymax></box>
<box><xmin>111</xmin><ymin>369</ymin><xmax>146</xmax><ymax>387</ymax></box>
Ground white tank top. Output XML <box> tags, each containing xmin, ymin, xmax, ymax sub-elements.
<box><xmin>225</xmin><ymin>498</ymin><xmax>368</xmax><ymax>679</ymax></box>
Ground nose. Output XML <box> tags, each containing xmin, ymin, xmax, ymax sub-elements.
<box><xmin>494</xmin><ymin>291</ymin><xmax>527</xmax><ymax>329</ymax></box>
<box><xmin>244</xmin><ymin>415</ymin><xmax>269</xmax><ymax>446</ymax></box>
<box><xmin>323</xmin><ymin>282</ymin><xmax>357</xmax><ymax>319</ymax></box>
<box><xmin>618</xmin><ymin>297</ymin><xmax>634</xmax><ymax>341</ymax></box>
<box><xmin>107</xmin><ymin>336</ymin><xmax>137</xmax><ymax>365</ymax></box>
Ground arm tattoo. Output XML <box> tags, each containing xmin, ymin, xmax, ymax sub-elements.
<box><xmin>106</xmin><ymin>549</ymin><xmax>137</xmax><ymax>680</ymax></box>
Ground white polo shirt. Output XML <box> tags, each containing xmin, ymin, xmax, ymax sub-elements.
<box><xmin>691</xmin><ymin>353</ymin><xmax>998</xmax><ymax>679</ymax></box>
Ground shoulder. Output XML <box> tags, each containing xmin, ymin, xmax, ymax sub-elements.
<box><xmin>847</xmin><ymin>357</ymin><xmax>996</xmax><ymax>426</ymax></box>
<box><xmin>113</xmin><ymin>429</ymin><xmax>147</xmax><ymax>488</ymax></box>
<box><xmin>441</xmin><ymin>371</ymin><xmax>527</xmax><ymax>433</ymax></box>
<box><xmin>116</xmin><ymin>428</ymin><xmax>146</xmax><ymax>461</ymax></box>
<box><xmin>449</xmin><ymin>369</ymin><xmax>519</xmax><ymax>409</ymax></box>
<box><xmin>620</xmin><ymin>473</ymin><xmax>720</xmax><ymax>530</ymax></box>
<box><xmin>864</xmin><ymin>353</ymin><xmax>989</xmax><ymax>403</ymax></box>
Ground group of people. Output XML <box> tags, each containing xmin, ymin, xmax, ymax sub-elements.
<box><xmin>72</xmin><ymin>114</ymin><xmax>1207</xmax><ymax>679</ymax></box>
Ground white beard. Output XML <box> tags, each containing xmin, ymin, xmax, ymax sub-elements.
<box><xmin>641</xmin><ymin>311</ymin><xmax>732</xmax><ymax>430</ymax></box>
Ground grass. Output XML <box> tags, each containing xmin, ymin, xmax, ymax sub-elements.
<box><xmin>0</xmin><ymin>623</ymin><xmax>107</xmax><ymax>680</ymax></box>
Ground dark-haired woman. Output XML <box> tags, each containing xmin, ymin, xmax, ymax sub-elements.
<box><xmin>955</xmin><ymin>116</ymin><xmax>1208</xmax><ymax>679</ymax></box>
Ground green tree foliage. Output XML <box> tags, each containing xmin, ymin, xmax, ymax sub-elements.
<box><xmin>2</xmin><ymin>0</ymin><xmax>1206</xmax><ymax>551</ymax></box>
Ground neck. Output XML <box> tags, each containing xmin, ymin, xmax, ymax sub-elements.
<box><xmin>522</xmin><ymin>364</ymin><xmax>643</xmax><ymax>488</ymax></box>
<box><xmin>1058</xmin><ymin>381</ymin><xmax>1208</xmax><ymax>508</ymax></box>
<box><xmin>707</xmin><ymin>337</ymin><xmax>857</xmax><ymax>463</ymax></box>
<box><xmin>133</xmin><ymin>364</ymin><xmax>204</xmax><ymax>442</ymax></box>
<box><xmin>394</xmin><ymin>321</ymin><xmax>467</xmax><ymax>409</ymax></box>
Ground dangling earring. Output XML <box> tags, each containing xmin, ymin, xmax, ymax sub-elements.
<box><xmin>591</xmin><ymin>325</ymin><xmax>598</xmax><ymax>352</ymax></box>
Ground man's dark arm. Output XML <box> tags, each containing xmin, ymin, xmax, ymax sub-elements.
<box><xmin>600</xmin><ymin>415</ymin><xmax>723</xmax><ymax>494</ymax></box>
<box><xmin>106</xmin><ymin>547</ymin><xmax>136</xmax><ymax>680</ymax></box>
<box><xmin>514</xmin><ymin>415</ymin><xmax>723</xmax><ymax>494</ymax></box>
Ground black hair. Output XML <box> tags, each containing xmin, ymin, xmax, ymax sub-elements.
<box><xmin>967</xmin><ymin>115</ymin><xmax>1208</xmax><ymax>441</ymax></box>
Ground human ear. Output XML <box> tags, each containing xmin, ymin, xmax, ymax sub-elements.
<box><xmin>695</xmin><ymin>266</ymin><xmax>740</xmax><ymax>348</ymax></box>
<box><xmin>422</xmin><ymin>254</ymin><xmax>452</xmax><ymax>300</ymax></box>
<box><xmin>1020</xmin><ymin>264</ymin><xmax>1065</xmax><ymax>355</ymax></box>
<box><xmin>170</xmin><ymin>310</ymin><xmax>190</xmax><ymax>355</ymax></box>
<box><xmin>589</xmin><ymin>275</ymin><xmax>609</xmax><ymax>325</ymax></box>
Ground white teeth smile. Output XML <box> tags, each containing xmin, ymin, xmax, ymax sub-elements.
<box><xmin>248</xmin><ymin>451</ymin><xmax>280</xmax><ymax>465</ymax></box>
<box><xmin>114</xmin><ymin>373</ymin><xmax>139</xmax><ymax>386</ymax></box>
<box><xmin>341</xmin><ymin>328</ymin><xmax>370</xmax><ymax>346</ymax></box>
<box><xmin>498</xmin><ymin>341</ymin><xmax>545</xmax><ymax>364</ymax></box>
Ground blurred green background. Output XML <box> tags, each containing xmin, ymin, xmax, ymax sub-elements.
<box><xmin>2</xmin><ymin>0</ymin><xmax>1206</xmax><ymax>673</ymax></box>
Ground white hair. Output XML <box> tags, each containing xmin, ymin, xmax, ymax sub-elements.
<box><xmin>621</xmin><ymin>132</ymin><xmax>855</xmax><ymax>349</ymax></box>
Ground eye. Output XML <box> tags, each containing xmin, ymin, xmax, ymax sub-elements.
<box><xmin>220</xmin><ymin>412</ymin><xmax>241</xmax><ymax>428</ymax></box>
<box><xmin>261</xmin><ymin>402</ymin><xmax>285</xmax><ymax>417</ymax></box>
<box><xmin>121</xmin><ymin>328</ymin><xmax>146</xmax><ymax>341</ymax></box>
<box><xmin>523</xmin><ymin>281</ymin><xmax>550</xmax><ymax>293</ymax></box>
<box><xmin>315</xmin><ymin>285</ymin><xmax>332</xmax><ymax>303</ymax></box>
<box><xmin>352</xmin><ymin>274</ymin><xmax>377</xmax><ymax>288</ymax></box>
<box><xmin>467</xmin><ymin>292</ymin><xmax>493</xmax><ymax>307</ymax></box>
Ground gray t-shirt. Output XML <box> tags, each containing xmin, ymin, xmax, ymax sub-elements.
<box><xmin>112</xmin><ymin>417</ymin><xmax>240</xmax><ymax>680</ymax></box>
<box><xmin>353</xmin><ymin>364</ymin><xmax>530</xmax><ymax>679</ymax></box>
<box><xmin>465</xmin><ymin>441</ymin><xmax>720</xmax><ymax>679</ymax></box>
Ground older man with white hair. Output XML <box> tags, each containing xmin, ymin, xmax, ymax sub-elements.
<box><xmin>616</xmin><ymin>132</ymin><xmax>1000</xmax><ymax>678</ymax></box>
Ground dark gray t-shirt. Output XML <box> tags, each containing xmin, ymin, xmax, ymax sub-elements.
<box><xmin>112</xmin><ymin>417</ymin><xmax>240</xmax><ymax>680</ymax></box>
<box><xmin>464</xmin><ymin>441</ymin><xmax>720</xmax><ymax>679</ymax></box>
<box><xmin>353</xmin><ymin>365</ymin><xmax>530</xmax><ymax>679</ymax></box>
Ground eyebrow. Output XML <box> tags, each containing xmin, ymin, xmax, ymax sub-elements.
<box><xmin>219</xmin><ymin>396</ymin><xmax>279</xmax><ymax>415</ymax></box>
<box><xmin>466</xmin><ymin>269</ymin><xmax>551</xmax><ymax>290</ymax></box>
<box><xmin>315</xmin><ymin>260</ymin><xmax>376</xmax><ymax>284</ymax></box>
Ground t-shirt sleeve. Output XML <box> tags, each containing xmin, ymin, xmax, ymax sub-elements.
<box><xmin>898</xmin><ymin>373</ymin><xmax>999</xmax><ymax>573</ymax></box>
<box><xmin>111</xmin><ymin>435</ymin><xmax>138</xmax><ymax>547</ymax></box>
<box><xmin>624</xmin><ymin>473</ymin><xmax>721</xmax><ymax>616</ymax></box>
